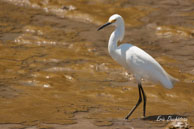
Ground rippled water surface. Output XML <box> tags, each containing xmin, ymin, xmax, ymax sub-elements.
<box><xmin>0</xmin><ymin>0</ymin><xmax>194</xmax><ymax>128</ymax></box>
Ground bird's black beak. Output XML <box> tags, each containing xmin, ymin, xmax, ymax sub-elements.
<box><xmin>97</xmin><ymin>22</ymin><xmax>112</xmax><ymax>31</ymax></box>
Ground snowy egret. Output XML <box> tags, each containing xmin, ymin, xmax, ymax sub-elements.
<box><xmin>97</xmin><ymin>14</ymin><xmax>178</xmax><ymax>120</ymax></box>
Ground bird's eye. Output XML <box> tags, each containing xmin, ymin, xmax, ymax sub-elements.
<box><xmin>110</xmin><ymin>19</ymin><xmax>116</xmax><ymax>23</ymax></box>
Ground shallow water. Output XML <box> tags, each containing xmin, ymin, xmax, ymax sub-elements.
<box><xmin>0</xmin><ymin>0</ymin><xmax>194</xmax><ymax>128</ymax></box>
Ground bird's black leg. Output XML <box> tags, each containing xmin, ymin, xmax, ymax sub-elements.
<box><xmin>125</xmin><ymin>83</ymin><xmax>142</xmax><ymax>120</ymax></box>
<box><xmin>139</xmin><ymin>83</ymin><xmax>147</xmax><ymax>117</ymax></box>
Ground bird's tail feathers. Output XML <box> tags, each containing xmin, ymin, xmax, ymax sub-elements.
<box><xmin>168</xmin><ymin>74</ymin><xmax>179</xmax><ymax>85</ymax></box>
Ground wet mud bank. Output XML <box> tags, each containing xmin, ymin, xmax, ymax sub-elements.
<box><xmin>0</xmin><ymin>0</ymin><xmax>194</xmax><ymax>128</ymax></box>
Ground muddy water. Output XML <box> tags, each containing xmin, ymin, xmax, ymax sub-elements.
<box><xmin>0</xmin><ymin>0</ymin><xmax>194</xmax><ymax>128</ymax></box>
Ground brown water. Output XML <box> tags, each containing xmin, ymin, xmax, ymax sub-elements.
<box><xmin>0</xmin><ymin>0</ymin><xmax>194</xmax><ymax>128</ymax></box>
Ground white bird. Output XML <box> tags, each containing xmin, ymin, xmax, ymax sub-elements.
<box><xmin>97</xmin><ymin>14</ymin><xmax>178</xmax><ymax>120</ymax></box>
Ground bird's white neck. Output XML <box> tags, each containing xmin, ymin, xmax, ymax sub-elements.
<box><xmin>108</xmin><ymin>23</ymin><xmax>125</xmax><ymax>54</ymax></box>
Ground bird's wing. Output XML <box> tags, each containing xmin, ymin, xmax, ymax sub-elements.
<box><xmin>125</xmin><ymin>46</ymin><xmax>175</xmax><ymax>89</ymax></box>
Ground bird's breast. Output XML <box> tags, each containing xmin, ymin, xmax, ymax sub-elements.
<box><xmin>109</xmin><ymin>48</ymin><xmax>129</xmax><ymax>70</ymax></box>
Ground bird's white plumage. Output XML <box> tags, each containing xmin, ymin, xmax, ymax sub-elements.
<box><xmin>106</xmin><ymin>14</ymin><xmax>178</xmax><ymax>89</ymax></box>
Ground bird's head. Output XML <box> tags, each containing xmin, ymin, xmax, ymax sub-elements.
<box><xmin>97</xmin><ymin>14</ymin><xmax>124</xmax><ymax>31</ymax></box>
